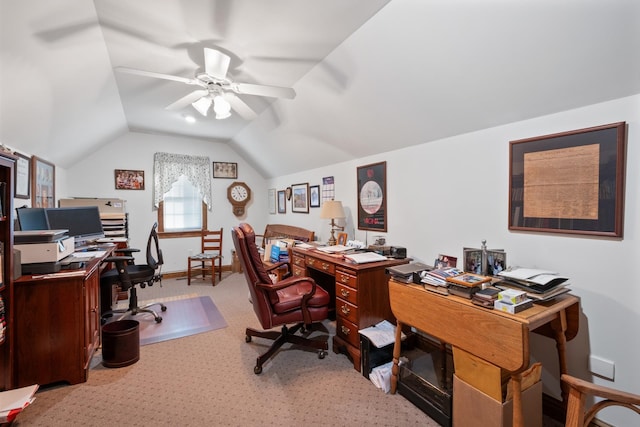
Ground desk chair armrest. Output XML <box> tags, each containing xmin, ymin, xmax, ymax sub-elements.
<box><xmin>115</xmin><ymin>248</ymin><xmax>140</xmax><ymax>256</ymax></box>
<box><xmin>256</xmin><ymin>276</ymin><xmax>319</xmax><ymax>325</ymax></box>
<box><xmin>264</xmin><ymin>260</ymin><xmax>291</xmax><ymax>279</ymax></box>
<box><xmin>104</xmin><ymin>255</ymin><xmax>135</xmax><ymax>264</ymax></box>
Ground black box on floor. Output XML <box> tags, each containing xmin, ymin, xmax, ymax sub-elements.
<box><xmin>360</xmin><ymin>332</ymin><xmax>417</xmax><ymax>379</ymax></box>
<box><xmin>397</xmin><ymin>335</ymin><xmax>453</xmax><ymax>427</ymax></box>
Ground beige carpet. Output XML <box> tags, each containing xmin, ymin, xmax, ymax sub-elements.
<box><xmin>13</xmin><ymin>273</ymin><xmax>439</xmax><ymax>426</ymax></box>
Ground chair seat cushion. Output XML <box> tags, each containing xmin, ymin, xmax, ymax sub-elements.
<box><xmin>272</xmin><ymin>281</ymin><xmax>330</xmax><ymax>314</ymax></box>
<box><xmin>101</xmin><ymin>265</ymin><xmax>155</xmax><ymax>286</ymax></box>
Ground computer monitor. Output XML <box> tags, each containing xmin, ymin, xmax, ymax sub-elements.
<box><xmin>45</xmin><ymin>206</ymin><xmax>105</xmax><ymax>245</ymax></box>
<box><xmin>16</xmin><ymin>207</ymin><xmax>50</xmax><ymax>231</ymax></box>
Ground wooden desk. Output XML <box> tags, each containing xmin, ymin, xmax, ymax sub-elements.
<box><xmin>388</xmin><ymin>280</ymin><xmax>579</xmax><ymax>427</ymax></box>
<box><xmin>290</xmin><ymin>247</ymin><xmax>409</xmax><ymax>371</ymax></box>
<box><xmin>13</xmin><ymin>245</ymin><xmax>115</xmax><ymax>387</ymax></box>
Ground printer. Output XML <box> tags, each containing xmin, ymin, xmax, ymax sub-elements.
<box><xmin>14</xmin><ymin>230</ymin><xmax>75</xmax><ymax>274</ymax></box>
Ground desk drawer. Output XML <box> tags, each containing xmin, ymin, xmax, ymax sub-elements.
<box><xmin>306</xmin><ymin>256</ymin><xmax>335</xmax><ymax>274</ymax></box>
<box><xmin>338</xmin><ymin>299</ymin><xmax>358</xmax><ymax>325</ymax></box>
<box><xmin>337</xmin><ymin>317</ymin><xmax>359</xmax><ymax>347</ymax></box>
<box><xmin>336</xmin><ymin>282</ymin><xmax>358</xmax><ymax>305</ymax></box>
<box><xmin>292</xmin><ymin>254</ymin><xmax>305</xmax><ymax>268</ymax></box>
<box><xmin>292</xmin><ymin>265</ymin><xmax>306</xmax><ymax>277</ymax></box>
<box><xmin>336</xmin><ymin>269</ymin><xmax>358</xmax><ymax>289</ymax></box>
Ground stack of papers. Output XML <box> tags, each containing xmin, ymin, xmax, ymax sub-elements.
<box><xmin>0</xmin><ymin>384</ymin><xmax>38</xmax><ymax>423</ymax></box>
<box><xmin>359</xmin><ymin>320</ymin><xmax>404</xmax><ymax>348</ymax></box>
<box><xmin>344</xmin><ymin>252</ymin><xmax>388</xmax><ymax>264</ymax></box>
<box><xmin>315</xmin><ymin>245</ymin><xmax>353</xmax><ymax>253</ymax></box>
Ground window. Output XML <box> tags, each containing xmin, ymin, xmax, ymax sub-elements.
<box><xmin>158</xmin><ymin>176</ymin><xmax>207</xmax><ymax>237</ymax></box>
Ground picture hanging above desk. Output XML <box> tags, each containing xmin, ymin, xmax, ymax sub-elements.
<box><xmin>357</xmin><ymin>161</ymin><xmax>387</xmax><ymax>232</ymax></box>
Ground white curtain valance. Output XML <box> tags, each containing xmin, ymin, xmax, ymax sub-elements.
<box><xmin>153</xmin><ymin>152</ymin><xmax>212</xmax><ymax>209</ymax></box>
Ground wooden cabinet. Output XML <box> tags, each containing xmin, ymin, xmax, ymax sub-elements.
<box><xmin>13</xmin><ymin>249</ymin><xmax>113</xmax><ymax>387</ymax></box>
<box><xmin>291</xmin><ymin>247</ymin><xmax>408</xmax><ymax>371</ymax></box>
<box><xmin>0</xmin><ymin>153</ymin><xmax>15</xmax><ymax>391</ymax></box>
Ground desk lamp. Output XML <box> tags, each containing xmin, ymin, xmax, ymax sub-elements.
<box><xmin>320</xmin><ymin>200</ymin><xmax>345</xmax><ymax>246</ymax></box>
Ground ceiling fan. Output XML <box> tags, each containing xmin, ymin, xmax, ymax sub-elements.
<box><xmin>116</xmin><ymin>48</ymin><xmax>296</xmax><ymax>120</ymax></box>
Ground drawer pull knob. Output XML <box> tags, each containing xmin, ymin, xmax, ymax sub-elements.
<box><xmin>339</xmin><ymin>275</ymin><xmax>349</xmax><ymax>283</ymax></box>
<box><xmin>321</xmin><ymin>263</ymin><xmax>330</xmax><ymax>271</ymax></box>
<box><xmin>341</xmin><ymin>325</ymin><xmax>351</xmax><ymax>335</ymax></box>
<box><xmin>340</xmin><ymin>289</ymin><xmax>350</xmax><ymax>297</ymax></box>
<box><xmin>341</xmin><ymin>305</ymin><xmax>350</xmax><ymax>315</ymax></box>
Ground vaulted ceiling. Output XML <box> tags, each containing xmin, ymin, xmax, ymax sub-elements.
<box><xmin>2</xmin><ymin>0</ymin><xmax>639</xmax><ymax>178</ymax></box>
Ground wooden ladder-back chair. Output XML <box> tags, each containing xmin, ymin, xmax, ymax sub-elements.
<box><xmin>562</xmin><ymin>374</ymin><xmax>640</xmax><ymax>426</ymax></box>
<box><xmin>187</xmin><ymin>228</ymin><xmax>223</xmax><ymax>286</ymax></box>
<box><xmin>231</xmin><ymin>223</ymin><xmax>330</xmax><ymax>374</ymax></box>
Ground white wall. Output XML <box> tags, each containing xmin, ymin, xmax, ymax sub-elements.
<box><xmin>30</xmin><ymin>94</ymin><xmax>639</xmax><ymax>426</ymax></box>
<box><xmin>61</xmin><ymin>131</ymin><xmax>270</xmax><ymax>273</ymax></box>
<box><xmin>266</xmin><ymin>95</ymin><xmax>640</xmax><ymax>426</ymax></box>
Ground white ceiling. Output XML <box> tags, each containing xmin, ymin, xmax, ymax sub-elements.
<box><xmin>2</xmin><ymin>0</ymin><xmax>639</xmax><ymax>178</ymax></box>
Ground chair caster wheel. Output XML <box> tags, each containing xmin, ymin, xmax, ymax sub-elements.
<box><xmin>318</xmin><ymin>350</ymin><xmax>326</xmax><ymax>359</ymax></box>
<box><xmin>245</xmin><ymin>335</ymin><xmax>252</xmax><ymax>343</ymax></box>
<box><xmin>254</xmin><ymin>365</ymin><xmax>262</xmax><ymax>375</ymax></box>
<box><xmin>161</xmin><ymin>305</ymin><xmax>167</xmax><ymax>312</ymax></box>
<box><xmin>155</xmin><ymin>316</ymin><xmax>163</xmax><ymax>323</ymax></box>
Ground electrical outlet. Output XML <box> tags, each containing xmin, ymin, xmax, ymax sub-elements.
<box><xmin>589</xmin><ymin>355</ymin><xmax>615</xmax><ymax>380</ymax></box>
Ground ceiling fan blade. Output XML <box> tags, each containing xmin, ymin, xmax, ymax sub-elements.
<box><xmin>225</xmin><ymin>94</ymin><xmax>257</xmax><ymax>121</ymax></box>
<box><xmin>115</xmin><ymin>66</ymin><xmax>204</xmax><ymax>86</ymax></box>
<box><xmin>204</xmin><ymin>48</ymin><xmax>230</xmax><ymax>79</ymax></box>
<box><xmin>165</xmin><ymin>90</ymin><xmax>208</xmax><ymax>111</ymax></box>
<box><xmin>233</xmin><ymin>83</ymin><xmax>296</xmax><ymax>99</ymax></box>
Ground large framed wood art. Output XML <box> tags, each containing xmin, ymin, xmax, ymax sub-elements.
<box><xmin>509</xmin><ymin>122</ymin><xmax>626</xmax><ymax>238</ymax></box>
<box><xmin>31</xmin><ymin>156</ymin><xmax>55</xmax><ymax>208</ymax></box>
<box><xmin>357</xmin><ymin>161</ymin><xmax>387</xmax><ymax>232</ymax></box>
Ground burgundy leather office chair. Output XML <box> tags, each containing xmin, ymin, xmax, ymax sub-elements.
<box><xmin>231</xmin><ymin>223</ymin><xmax>329</xmax><ymax>374</ymax></box>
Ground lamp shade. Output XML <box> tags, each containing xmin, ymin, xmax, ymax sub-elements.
<box><xmin>320</xmin><ymin>200</ymin><xmax>345</xmax><ymax>219</ymax></box>
<box><xmin>192</xmin><ymin>96</ymin><xmax>212</xmax><ymax>116</ymax></box>
<box><xmin>213</xmin><ymin>95</ymin><xmax>231</xmax><ymax>120</ymax></box>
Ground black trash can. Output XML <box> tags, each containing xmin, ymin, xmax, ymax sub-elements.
<box><xmin>102</xmin><ymin>319</ymin><xmax>140</xmax><ymax>368</ymax></box>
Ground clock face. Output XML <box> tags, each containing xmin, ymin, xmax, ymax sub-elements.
<box><xmin>230</xmin><ymin>185</ymin><xmax>249</xmax><ymax>202</ymax></box>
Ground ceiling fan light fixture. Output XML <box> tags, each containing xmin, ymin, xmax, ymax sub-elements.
<box><xmin>192</xmin><ymin>96</ymin><xmax>212</xmax><ymax>116</ymax></box>
<box><xmin>213</xmin><ymin>95</ymin><xmax>232</xmax><ymax>120</ymax></box>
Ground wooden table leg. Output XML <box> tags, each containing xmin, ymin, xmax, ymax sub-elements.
<box><xmin>390</xmin><ymin>320</ymin><xmax>404</xmax><ymax>394</ymax></box>
<box><xmin>512</xmin><ymin>373</ymin><xmax>524</xmax><ymax>427</ymax></box>
<box><xmin>550</xmin><ymin>309</ymin><xmax>569</xmax><ymax>404</ymax></box>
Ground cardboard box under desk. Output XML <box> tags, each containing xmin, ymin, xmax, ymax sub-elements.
<box><xmin>453</xmin><ymin>374</ymin><xmax>542</xmax><ymax>427</ymax></box>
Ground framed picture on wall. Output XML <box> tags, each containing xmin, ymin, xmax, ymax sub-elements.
<box><xmin>357</xmin><ymin>161</ymin><xmax>387</xmax><ymax>232</ymax></box>
<box><xmin>213</xmin><ymin>162</ymin><xmax>238</xmax><ymax>179</ymax></box>
<box><xmin>309</xmin><ymin>185</ymin><xmax>320</xmax><ymax>208</ymax></box>
<box><xmin>114</xmin><ymin>169</ymin><xmax>145</xmax><ymax>190</ymax></box>
<box><xmin>31</xmin><ymin>156</ymin><xmax>55</xmax><ymax>208</ymax></box>
<box><xmin>268</xmin><ymin>188</ymin><xmax>277</xmax><ymax>214</ymax></box>
<box><xmin>277</xmin><ymin>190</ymin><xmax>286</xmax><ymax>213</ymax></box>
<box><xmin>14</xmin><ymin>151</ymin><xmax>30</xmax><ymax>199</ymax></box>
<box><xmin>291</xmin><ymin>183</ymin><xmax>309</xmax><ymax>213</ymax></box>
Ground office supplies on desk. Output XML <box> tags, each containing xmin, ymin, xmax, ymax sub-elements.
<box><xmin>345</xmin><ymin>251</ymin><xmax>388</xmax><ymax>264</ymax></box>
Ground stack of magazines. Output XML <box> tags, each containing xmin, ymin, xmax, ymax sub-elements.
<box><xmin>420</xmin><ymin>267</ymin><xmax>463</xmax><ymax>295</ymax></box>
<box><xmin>497</xmin><ymin>268</ymin><xmax>571</xmax><ymax>301</ymax></box>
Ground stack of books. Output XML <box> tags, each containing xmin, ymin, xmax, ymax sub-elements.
<box><xmin>471</xmin><ymin>287</ymin><xmax>501</xmax><ymax>308</ymax></box>
<box><xmin>386</xmin><ymin>262</ymin><xmax>432</xmax><ymax>284</ymax></box>
<box><xmin>420</xmin><ymin>267</ymin><xmax>463</xmax><ymax>295</ymax></box>
<box><xmin>497</xmin><ymin>268</ymin><xmax>571</xmax><ymax>302</ymax></box>
<box><xmin>445</xmin><ymin>273</ymin><xmax>492</xmax><ymax>299</ymax></box>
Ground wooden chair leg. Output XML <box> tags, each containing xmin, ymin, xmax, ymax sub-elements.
<box><xmin>210</xmin><ymin>262</ymin><xmax>215</xmax><ymax>286</ymax></box>
<box><xmin>187</xmin><ymin>260</ymin><xmax>192</xmax><ymax>286</ymax></box>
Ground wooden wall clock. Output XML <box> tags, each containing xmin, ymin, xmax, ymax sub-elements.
<box><xmin>227</xmin><ymin>181</ymin><xmax>251</xmax><ymax>216</ymax></box>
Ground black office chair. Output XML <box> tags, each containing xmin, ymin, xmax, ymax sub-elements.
<box><xmin>101</xmin><ymin>223</ymin><xmax>166</xmax><ymax>323</ymax></box>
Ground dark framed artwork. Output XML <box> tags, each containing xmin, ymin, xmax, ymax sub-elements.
<box><xmin>115</xmin><ymin>169</ymin><xmax>145</xmax><ymax>190</ymax></box>
<box><xmin>213</xmin><ymin>162</ymin><xmax>238</xmax><ymax>179</ymax></box>
<box><xmin>509</xmin><ymin>122</ymin><xmax>626</xmax><ymax>237</ymax></box>
<box><xmin>277</xmin><ymin>190</ymin><xmax>286</xmax><ymax>214</ymax></box>
<box><xmin>291</xmin><ymin>182</ymin><xmax>309</xmax><ymax>213</ymax></box>
<box><xmin>14</xmin><ymin>151</ymin><xmax>31</xmax><ymax>199</ymax></box>
<box><xmin>31</xmin><ymin>156</ymin><xmax>55</xmax><ymax>208</ymax></box>
<box><xmin>357</xmin><ymin>161</ymin><xmax>387</xmax><ymax>232</ymax></box>
<box><xmin>309</xmin><ymin>185</ymin><xmax>320</xmax><ymax>208</ymax></box>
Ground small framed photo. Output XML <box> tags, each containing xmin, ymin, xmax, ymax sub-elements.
<box><xmin>14</xmin><ymin>151</ymin><xmax>31</xmax><ymax>199</ymax></box>
<box><xmin>213</xmin><ymin>162</ymin><xmax>238</xmax><ymax>179</ymax></box>
<box><xmin>434</xmin><ymin>254</ymin><xmax>457</xmax><ymax>269</ymax></box>
<box><xmin>115</xmin><ymin>169</ymin><xmax>145</xmax><ymax>190</ymax></box>
<box><xmin>268</xmin><ymin>188</ymin><xmax>277</xmax><ymax>214</ymax></box>
<box><xmin>291</xmin><ymin>182</ymin><xmax>309</xmax><ymax>213</ymax></box>
<box><xmin>337</xmin><ymin>232</ymin><xmax>348</xmax><ymax>246</ymax></box>
<box><xmin>487</xmin><ymin>250</ymin><xmax>507</xmax><ymax>276</ymax></box>
<box><xmin>309</xmin><ymin>185</ymin><xmax>320</xmax><ymax>208</ymax></box>
<box><xmin>31</xmin><ymin>156</ymin><xmax>55</xmax><ymax>208</ymax></box>
<box><xmin>277</xmin><ymin>190</ymin><xmax>287</xmax><ymax>214</ymax></box>
<box><xmin>463</xmin><ymin>248</ymin><xmax>483</xmax><ymax>274</ymax></box>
